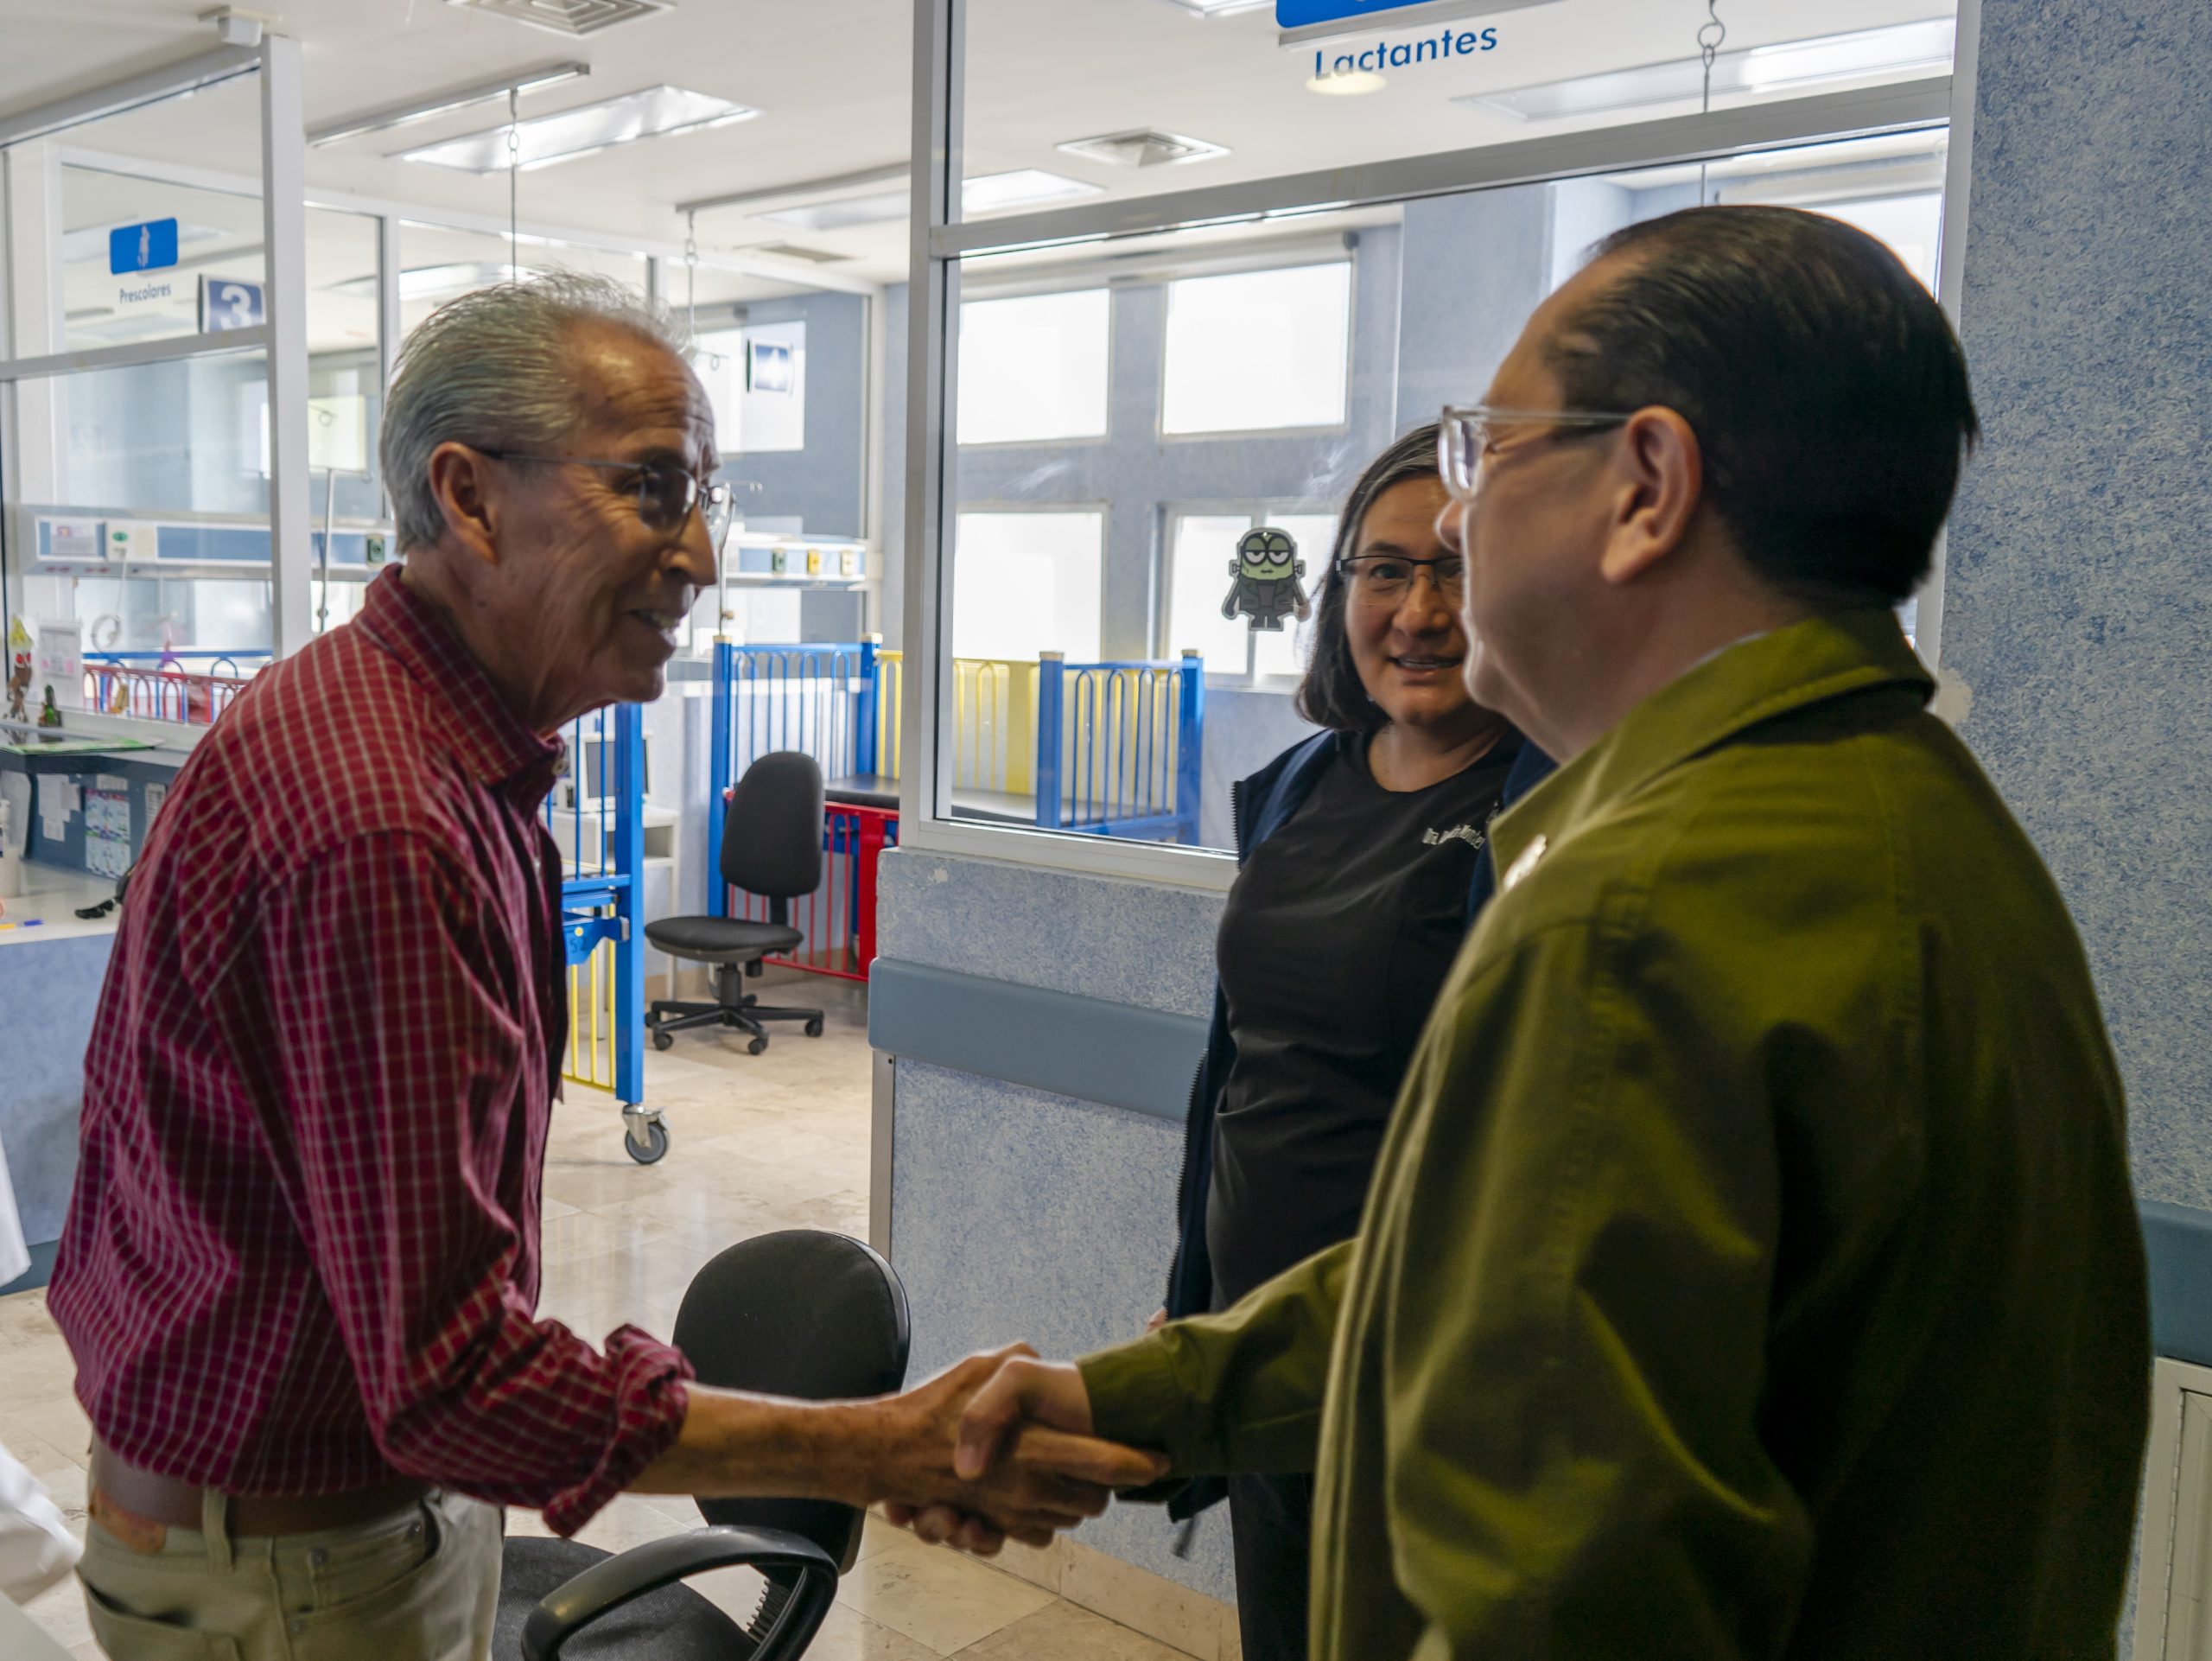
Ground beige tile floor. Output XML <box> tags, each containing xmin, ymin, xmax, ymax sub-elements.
<box><xmin>5</xmin><ymin>972</ymin><xmax>1199</xmax><ymax>1661</ymax></box>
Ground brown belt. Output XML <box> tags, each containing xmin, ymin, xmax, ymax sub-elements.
<box><xmin>90</xmin><ymin>1441</ymin><xmax>432</xmax><ymax>1540</ymax></box>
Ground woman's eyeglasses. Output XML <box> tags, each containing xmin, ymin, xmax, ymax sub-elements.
<box><xmin>1338</xmin><ymin>553</ymin><xmax>1465</xmax><ymax>606</ymax></box>
<box><xmin>475</xmin><ymin>449</ymin><xmax>736</xmax><ymax>550</ymax></box>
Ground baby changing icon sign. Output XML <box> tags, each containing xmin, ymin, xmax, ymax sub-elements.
<box><xmin>108</xmin><ymin>218</ymin><xmax>180</xmax><ymax>277</ymax></box>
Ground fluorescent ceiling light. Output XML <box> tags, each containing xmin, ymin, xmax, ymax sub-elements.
<box><xmin>757</xmin><ymin>191</ymin><xmax>907</xmax><ymax>232</ymax></box>
<box><xmin>1309</xmin><ymin>68</ymin><xmax>1387</xmax><ymax>96</ymax></box>
<box><xmin>757</xmin><ymin>169</ymin><xmax>1103</xmax><ymax>232</ymax></box>
<box><xmin>1465</xmin><ymin>18</ymin><xmax>1955</xmax><ymax>123</ymax></box>
<box><xmin>308</xmin><ymin>61</ymin><xmax>588</xmax><ymax>147</ymax></box>
<box><xmin>328</xmin><ymin>261</ymin><xmax>523</xmax><ymax>301</ymax></box>
<box><xmin>962</xmin><ymin>169</ymin><xmax>1105</xmax><ymax>214</ymax></box>
<box><xmin>60</xmin><ymin>217</ymin><xmax>225</xmax><ymax>264</ymax></box>
<box><xmin>1157</xmin><ymin>0</ymin><xmax>1270</xmax><ymax>13</ymax></box>
<box><xmin>393</xmin><ymin>86</ymin><xmax>757</xmax><ymax>173</ymax></box>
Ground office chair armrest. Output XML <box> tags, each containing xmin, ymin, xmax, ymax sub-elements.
<box><xmin>520</xmin><ymin>1524</ymin><xmax>840</xmax><ymax>1661</ymax></box>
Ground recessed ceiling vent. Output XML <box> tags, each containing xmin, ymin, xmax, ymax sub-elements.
<box><xmin>750</xmin><ymin>243</ymin><xmax>855</xmax><ymax>265</ymax></box>
<box><xmin>1056</xmin><ymin>129</ymin><xmax>1230</xmax><ymax>169</ymax></box>
<box><xmin>446</xmin><ymin>0</ymin><xmax>672</xmax><ymax>37</ymax></box>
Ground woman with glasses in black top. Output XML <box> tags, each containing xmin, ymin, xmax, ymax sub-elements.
<box><xmin>1157</xmin><ymin>423</ymin><xmax>1554</xmax><ymax>1661</ymax></box>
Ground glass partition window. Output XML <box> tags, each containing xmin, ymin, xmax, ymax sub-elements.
<box><xmin>695</xmin><ymin>320</ymin><xmax>808</xmax><ymax>455</ymax></box>
<box><xmin>959</xmin><ymin>0</ymin><xmax>1956</xmax><ymax>215</ymax></box>
<box><xmin>1160</xmin><ymin>262</ymin><xmax>1351</xmax><ymax>436</ymax></box>
<box><xmin>396</xmin><ymin>222</ymin><xmax>648</xmax><ymax>336</ymax></box>
<box><xmin>674</xmin><ymin>265</ymin><xmax>872</xmax><ymax>544</ymax></box>
<box><xmin>951</xmin><ymin>511</ymin><xmax>1103</xmax><ymax>662</ymax></box>
<box><xmin>957</xmin><ymin>289</ymin><xmax>1109</xmax><ymax>444</ymax></box>
<box><xmin>60</xmin><ymin>167</ymin><xmax>264</xmax><ymax>354</ymax></box>
<box><xmin>929</xmin><ymin>125</ymin><xmax>1948</xmax><ymax>855</ymax></box>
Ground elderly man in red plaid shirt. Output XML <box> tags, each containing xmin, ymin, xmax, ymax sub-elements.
<box><xmin>48</xmin><ymin>275</ymin><xmax>1162</xmax><ymax>1661</ymax></box>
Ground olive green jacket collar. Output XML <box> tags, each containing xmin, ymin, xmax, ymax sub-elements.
<box><xmin>1490</xmin><ymin>608</ymin><xmax>1935</xmax><ymax>886</ymax></box>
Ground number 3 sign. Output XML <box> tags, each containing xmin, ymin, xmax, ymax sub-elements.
<box><xmin>198</xmin><ymin>276</ymin><xmax>267</xmax><ymax>332</ymax></box>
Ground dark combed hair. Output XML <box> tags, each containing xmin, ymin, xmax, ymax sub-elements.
<box><xmin>1553</xmin><ymin>204</ymin><xmax>1980</xmax><ymax>604</ymax></box>
<box><xmin>1295</xmin><ymin>422</ymin><xmax>1441</xmax><ymax>732</ymax></box>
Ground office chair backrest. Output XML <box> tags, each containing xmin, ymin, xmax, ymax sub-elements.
<box><xmin>722</xmin><ymin>751</ymin><xmax>824</xmax><ymax>903</ymax></box>
<box><xmin>672</xmin><ymin>1230</ymin><xmax>912</xmax><ymax>1573</ymax></box>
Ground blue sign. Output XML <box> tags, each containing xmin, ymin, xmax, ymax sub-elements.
<box><xmin>1278</xmin><ymin>0</ymin><xmax>1436</xmax><ymax>27</ymax></box>
<box><xmin>198</xmin><ymin>276</ymin><xmax>266</xmax><ymax>333</ymax></box>
<box><xmin>108</xmin><ymin>218</ymin><xmax>180</xmax><ymax>277</ymax></box>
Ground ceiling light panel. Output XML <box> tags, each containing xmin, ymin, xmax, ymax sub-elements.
<box><xmin>757</xmin><ymin>191</ymin><xmax>908</xmax><ymax>233</ymax></box>
<box><xmin>962</xmin><ymin>169</ymin><xmax>1106</xmax><ymax>214</ymax></box>
<box><xmin>1465</xmin><ymin>18</ymin><xmax>1955</xmax><ymax>123</ymax></box>
<box><xmin>393</xmin><ymin>85</ymin><xmax>755</xmax><ymax>172</ymax></box>
<box><xmin>758</xmin><ymin>171</ymin><xmax>1104</xmax><ymax>232</ymax></box>
<box><xmin>308</xmin><ymin>61</ymin><xmax>587</xmax><ymax>147</ymax></box>
<box><xmin>447</xmin><ymin>0</ymin><xmax>670</xmax><ymax>37</ymax></box>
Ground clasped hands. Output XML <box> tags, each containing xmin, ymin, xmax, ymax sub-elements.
<box><xmin>873</xmin><ymin>1343</ymin><xmax>1161</xmax><ymax>1556</ymax></box>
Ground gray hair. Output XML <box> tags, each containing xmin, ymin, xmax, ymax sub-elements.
<box><xmin>379</xmin><ymin>272</ymin><xmax>691</xmax><ymax>551</ymax></box>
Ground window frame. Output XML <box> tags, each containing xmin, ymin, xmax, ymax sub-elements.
<box><xmin>900</xmin><ymin>0</ymin><xmax>1974</xmax><ymax>890</ymax></box>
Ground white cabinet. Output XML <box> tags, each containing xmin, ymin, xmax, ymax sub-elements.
<box><xmin>2138</xmin><ymin>1359</ymin><xmax>2212</xmax><ymax>1658</ymax></box>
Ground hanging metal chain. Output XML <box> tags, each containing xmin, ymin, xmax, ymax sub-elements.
<box><xmin>507</xmin><ymin>86</ymin><xmax>522</xmax><ymax>278</ymax></box>
<box><xmin>1698</xmin><ymin>1</ymin><xmax>1727</xmax><ymax>207</ymax></box>
<box><xmin>684</xmin><ymin>211</ymin><xmax>700</xmax><ymax>347</ymax></box>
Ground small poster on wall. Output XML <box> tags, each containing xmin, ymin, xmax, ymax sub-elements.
<box><xmin>747</xmin><ymin>339</ymin><xmax>794</xmax><ymax>395</ymax></box>
<box><xmin>85</xmin><ymin>786</ymin><xmax>130</xmax><ymax>879</ymax></box>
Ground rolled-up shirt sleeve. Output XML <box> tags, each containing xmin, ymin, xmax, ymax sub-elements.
<box><xmin>259</xmin><ymin>833</ymin><xmax>690</xmax><ymax>1535</ymax></box>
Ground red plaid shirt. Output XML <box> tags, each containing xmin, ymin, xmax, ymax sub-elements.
<box><xmin>50</xmin><ymin>569</ymin><xmax>690</xmax><ymax>1536</ymax></box>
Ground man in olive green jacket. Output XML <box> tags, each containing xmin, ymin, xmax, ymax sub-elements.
<box><xmin>938</xmin><ymin>207</ymin><xmax>2150</xmax><ymax>1658</ymax></box>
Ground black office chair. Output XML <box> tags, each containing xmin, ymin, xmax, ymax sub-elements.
<box><xmin>499</xmin><ymin>1230</ymin><xmax>912</xmax><ymax>1660</ymax></box>
<box><xmin>648</xmin><ymin>751</ymin><xmax>826</xmax><ymax>1056</ymax></box>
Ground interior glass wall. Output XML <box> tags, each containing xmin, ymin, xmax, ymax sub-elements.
<box><xmin>668</xmin><ymin>264</ymin><xmax>874</xmax><ymax>653</ymax></box>
<box><xmin>936</xmin><ymin>126</ymin><xmax>1949</xmax><ymax>851</ymax></box>
<box><xmin>957</xmin><ymin>0</ymin><xmax>1957</xmax><ymax>217</ymax></box>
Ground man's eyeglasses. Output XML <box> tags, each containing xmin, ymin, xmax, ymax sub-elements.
<box><xmin>1338</xmin><ymin>553</ymin><xmax>1465</xmax><ymax>606</ymax></box>
<box><xmin>476</xmin><ymin>449</ymin><xmax>735</xmax><ymax>550</ymax></box>
<box><xmin>1438</xmin><ymin>404</ymin><xmax>1637</xmax><ymax>501</ymax></box>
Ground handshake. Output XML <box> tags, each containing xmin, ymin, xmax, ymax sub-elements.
<box><xmin>857</xmin><ymin>1344</ymin><xmax>1163</xmax><ymax>1556</ymax></box>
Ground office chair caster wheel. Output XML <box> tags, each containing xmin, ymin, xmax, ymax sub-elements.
<box><xmin>652</xmin><ymin>1029</ymin><xmax>674</xmax><ymax>1052</ymax></box>
<box><xmin>747</xmin><ymin>1035</ymin><xmax>769</xmax><ymax>1056</ymax></box>
<box><xmin>625</xmin><ymin>1119</ymin><xmax>670</xmax><ymax>1165</ymax></box>
<box><xmin>804</xmin><ymin>1016</ymin><xmax>824</xmax><ymax>1038</ymax></box>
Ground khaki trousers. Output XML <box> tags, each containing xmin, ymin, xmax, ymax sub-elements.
<box><xmin>77</xmin><ymin>1487</ymin><xmax>501</xmax><ymax>1661</ymax></box>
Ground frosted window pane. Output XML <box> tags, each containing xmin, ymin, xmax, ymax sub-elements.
<box><xmin>1168</xmin><ymin>515</ymin><xmax>1257</xmax><ymax>678</ymax></box>
<box><xmin>1161</xmin><ymin>264</ymin><xmax>1351</xmax><ymax>436</ymax></box>
<box><xmin>957</xmin><ymin>290</ymin><xmax>1109</xmax><ymax>445</ymax></box>
<box><xmin>953</xmin><ymin>511</ymin><xmax>1103</xmax><ymax>661</ymax></box>
<box><xmin>1251</xmin><ymin>512</ymin><xmax>1339</xmax><ymax>680</ymax></box>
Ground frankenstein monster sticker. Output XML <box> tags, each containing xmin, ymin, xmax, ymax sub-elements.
<box><xmin>1224</xmin><ymin>526</ymin><xmax>1311</xmax><ymax>633</ymax></box>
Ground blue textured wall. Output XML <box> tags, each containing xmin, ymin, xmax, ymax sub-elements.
<box><xmin>0</xmin><ymin>932</ymin><xmax>110</xmax><ymax>1248</ymax></box>
<box><xmin>1942</xmin><ymin>0</ymin><xmax>2212</xmax><ymax>1210</ymax></box>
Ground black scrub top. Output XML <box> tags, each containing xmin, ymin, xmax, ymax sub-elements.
<box><xmin>1205</xmin><ymin>732</ymin><xmax>1518</xmax><ymax>1307</ymax></box>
